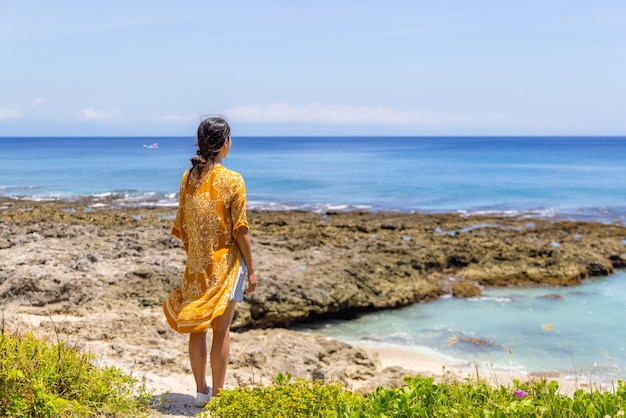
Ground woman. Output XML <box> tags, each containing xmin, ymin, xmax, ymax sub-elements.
<box><xmin>163</xmin><ymin>116</ymin><xmax>257</xmax><ymax>407</ymax></box>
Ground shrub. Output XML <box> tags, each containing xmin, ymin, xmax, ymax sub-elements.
<box><xmin>204</xmin><ymin>372</ymin><xmax>367</xmax><ymax>418</ymax></box>
<box><xmin>0</xmin><ymin>331</ymin><xmax>150</xmax><ymax>417</ymax></box>
<box><xmin>204</xmin><ymin>373</ymin><xmax>626</xmax><ymax>418</ymax></box>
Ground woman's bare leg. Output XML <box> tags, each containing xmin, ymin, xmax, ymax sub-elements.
<box><xmin>189</xmin><ymin>331</ymin><xmax>209</xmax><ymax>394</ymax></box>
<box><xmin>210</xmin><ymin>301</ymin><xmax>237</xmax><ymax>396</ymax></box>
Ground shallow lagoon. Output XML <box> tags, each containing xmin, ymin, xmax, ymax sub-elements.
<box><xmin>301</xmin><ymin>270</ymin><xmax>626</xmax><ymax>384</ymax></box>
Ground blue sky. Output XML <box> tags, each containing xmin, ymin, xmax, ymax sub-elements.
<box><xmin>1</xmin><ymin>1</ymin><xmax>624</xmax><ymax>136</ymax></box>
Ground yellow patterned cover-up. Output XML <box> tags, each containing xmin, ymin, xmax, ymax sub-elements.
<box><xmin>163</xmin><ymin>166</ymin><xmax>248</xmax><ymax>333</ymax></box>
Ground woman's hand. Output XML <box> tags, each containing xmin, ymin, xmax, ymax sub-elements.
<box><xmin>245</xmin><ymin>271</ymin><xmax>257</xmax><ymax>294</ymax></box>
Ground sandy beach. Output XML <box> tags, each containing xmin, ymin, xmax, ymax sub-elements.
<box><xmin>368</xmin><ymin>346</ymin><xmax>588</xmax><ymax>394</ymax></box>
<box><xmin>2</xmin><ymin>197</ymin><xmax>625</xmax><ymax>416</ymax></box>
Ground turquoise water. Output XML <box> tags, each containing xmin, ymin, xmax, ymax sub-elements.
<box><xmin>299</xmin><ymin>270</ymin><xmax>626</xmax><ymax>383</ymax></box>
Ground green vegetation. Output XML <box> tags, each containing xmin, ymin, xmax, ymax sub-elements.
<box><xmin>4</xmin><ymin>324</ymin><xmax>626</xmax><ymax>417</ymax></box>
<box><xmin>203</xmin><ymin>372</ymin><xmax>366</xmax><ymax>418</ymax></box>
<box><xmin>0</xmin><ymin>330</ymin><xmax>150</xmax><ymax>417</ymax></box>
<box><xmin>205</xmin><ymin>322</ymin><xmax>626</xmax><ymax>417</ymax></box>
<box><xmin>205</xmin><ymin>372</ymin><xmax>626</xmax><ymax>418</ymax></box>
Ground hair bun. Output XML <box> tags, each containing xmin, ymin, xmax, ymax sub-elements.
<box><xmin>191</xmin><ymin>155</ymin><xmax>207</xmax><ymax>169</ymax></box>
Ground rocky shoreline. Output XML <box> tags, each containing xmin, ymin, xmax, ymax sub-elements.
<box><xmin>237</xmin><ymin>207</ymin><xmax>626</xmax><ymax>329</ymax></box>
<box><xmin>2</xmin><ymin>197</ymin><xmax>626</xmax><ymax>414</ymax></box>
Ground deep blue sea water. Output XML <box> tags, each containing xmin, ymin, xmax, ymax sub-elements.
<box><xmin>1</xmin><ymin>136</ymin><xmax>625</xmax><ymax>223</ymax></box>
<box><xmin>2</xmin><ymin>136</ymin><xmax>626</xmax><ymax>382</ymax></box>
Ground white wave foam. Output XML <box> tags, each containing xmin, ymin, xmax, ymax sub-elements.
<box><xmin>469</xmin><ymin>296</ymin><xmax>514</xmax><ymax>303</ymax></box>
<box><xmin>247</xmin><ymin>200</ymin><xmax>373</xmax><ymax>213</ymax></box>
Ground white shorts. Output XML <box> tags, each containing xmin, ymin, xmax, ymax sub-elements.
<box><xmin>229</xmin><ymin>259</ymin><xmax>246</xmax><ymax>302</ymax></box>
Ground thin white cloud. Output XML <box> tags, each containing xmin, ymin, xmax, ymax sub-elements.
<box><xmin>223</xmin><ymin>102</ymin><xmax>522</xmax><ymax>129</ymax></box>
<box><xmin>159</xmin><ymin>113</ymin><xmax>199</xmax><ymax>122</ymax></box>
<box><xmin>80</xmin><ymin>106</ymin><xmax>122</xmax><ymax>120</ymax></box>
<box><xmin>31</xmin><ymin>98</ymin><xmax>45</xmax><ymax>108</ymax></box>
<box><xmin>0</xmin><ymin>107</ymin><xmax>22</xmax><ymax>120</ymax></box>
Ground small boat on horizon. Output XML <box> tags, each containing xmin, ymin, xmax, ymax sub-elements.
<box><xmin>143</xmin><ymin>143</ymin><xmax>159</xmax><ymax>149</ymax></box>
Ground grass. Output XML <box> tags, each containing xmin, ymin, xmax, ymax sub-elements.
<box><xmin>0</xmin><ymin>323</ymin><xmax>151</xmax><ymax>417</ymax></box>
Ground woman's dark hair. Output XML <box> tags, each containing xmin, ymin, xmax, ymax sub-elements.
<box><xmin>191</xmin><ymin>116</ymin><xmax>231</xmax><ymax>171</ymax></box>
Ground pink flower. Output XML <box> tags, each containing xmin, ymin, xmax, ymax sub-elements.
<box><xmin>514</xmin><ymin>389</ymin><xmax>528</xmax><ymax>399</ymax></box>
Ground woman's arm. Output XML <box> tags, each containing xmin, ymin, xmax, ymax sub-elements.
<box><xmin>235</xmin><ymin>227</ymin><xmax>257</xmax><ymax>293</ymax></box>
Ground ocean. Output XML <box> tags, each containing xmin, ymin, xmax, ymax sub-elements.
<box><xmin>2</xmin><ymin>136</ymin><xmax>626</xmax><ymax>222</ymax></box>
<box><xmin>2</xmin><ymin>135</ymin><xmax>626</xmax><ymax>382</ymax></box>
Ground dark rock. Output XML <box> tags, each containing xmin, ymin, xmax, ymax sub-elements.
<box><xmin>452</xmin><ymin>281</ymin><xmax>482</xmax><ymax>298</ymax></box>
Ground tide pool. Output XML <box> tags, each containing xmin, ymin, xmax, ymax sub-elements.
<box><xmin>299</xmin><ymin>270</ymin><xmax>626</xmax><ymax>383</ymax></box>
